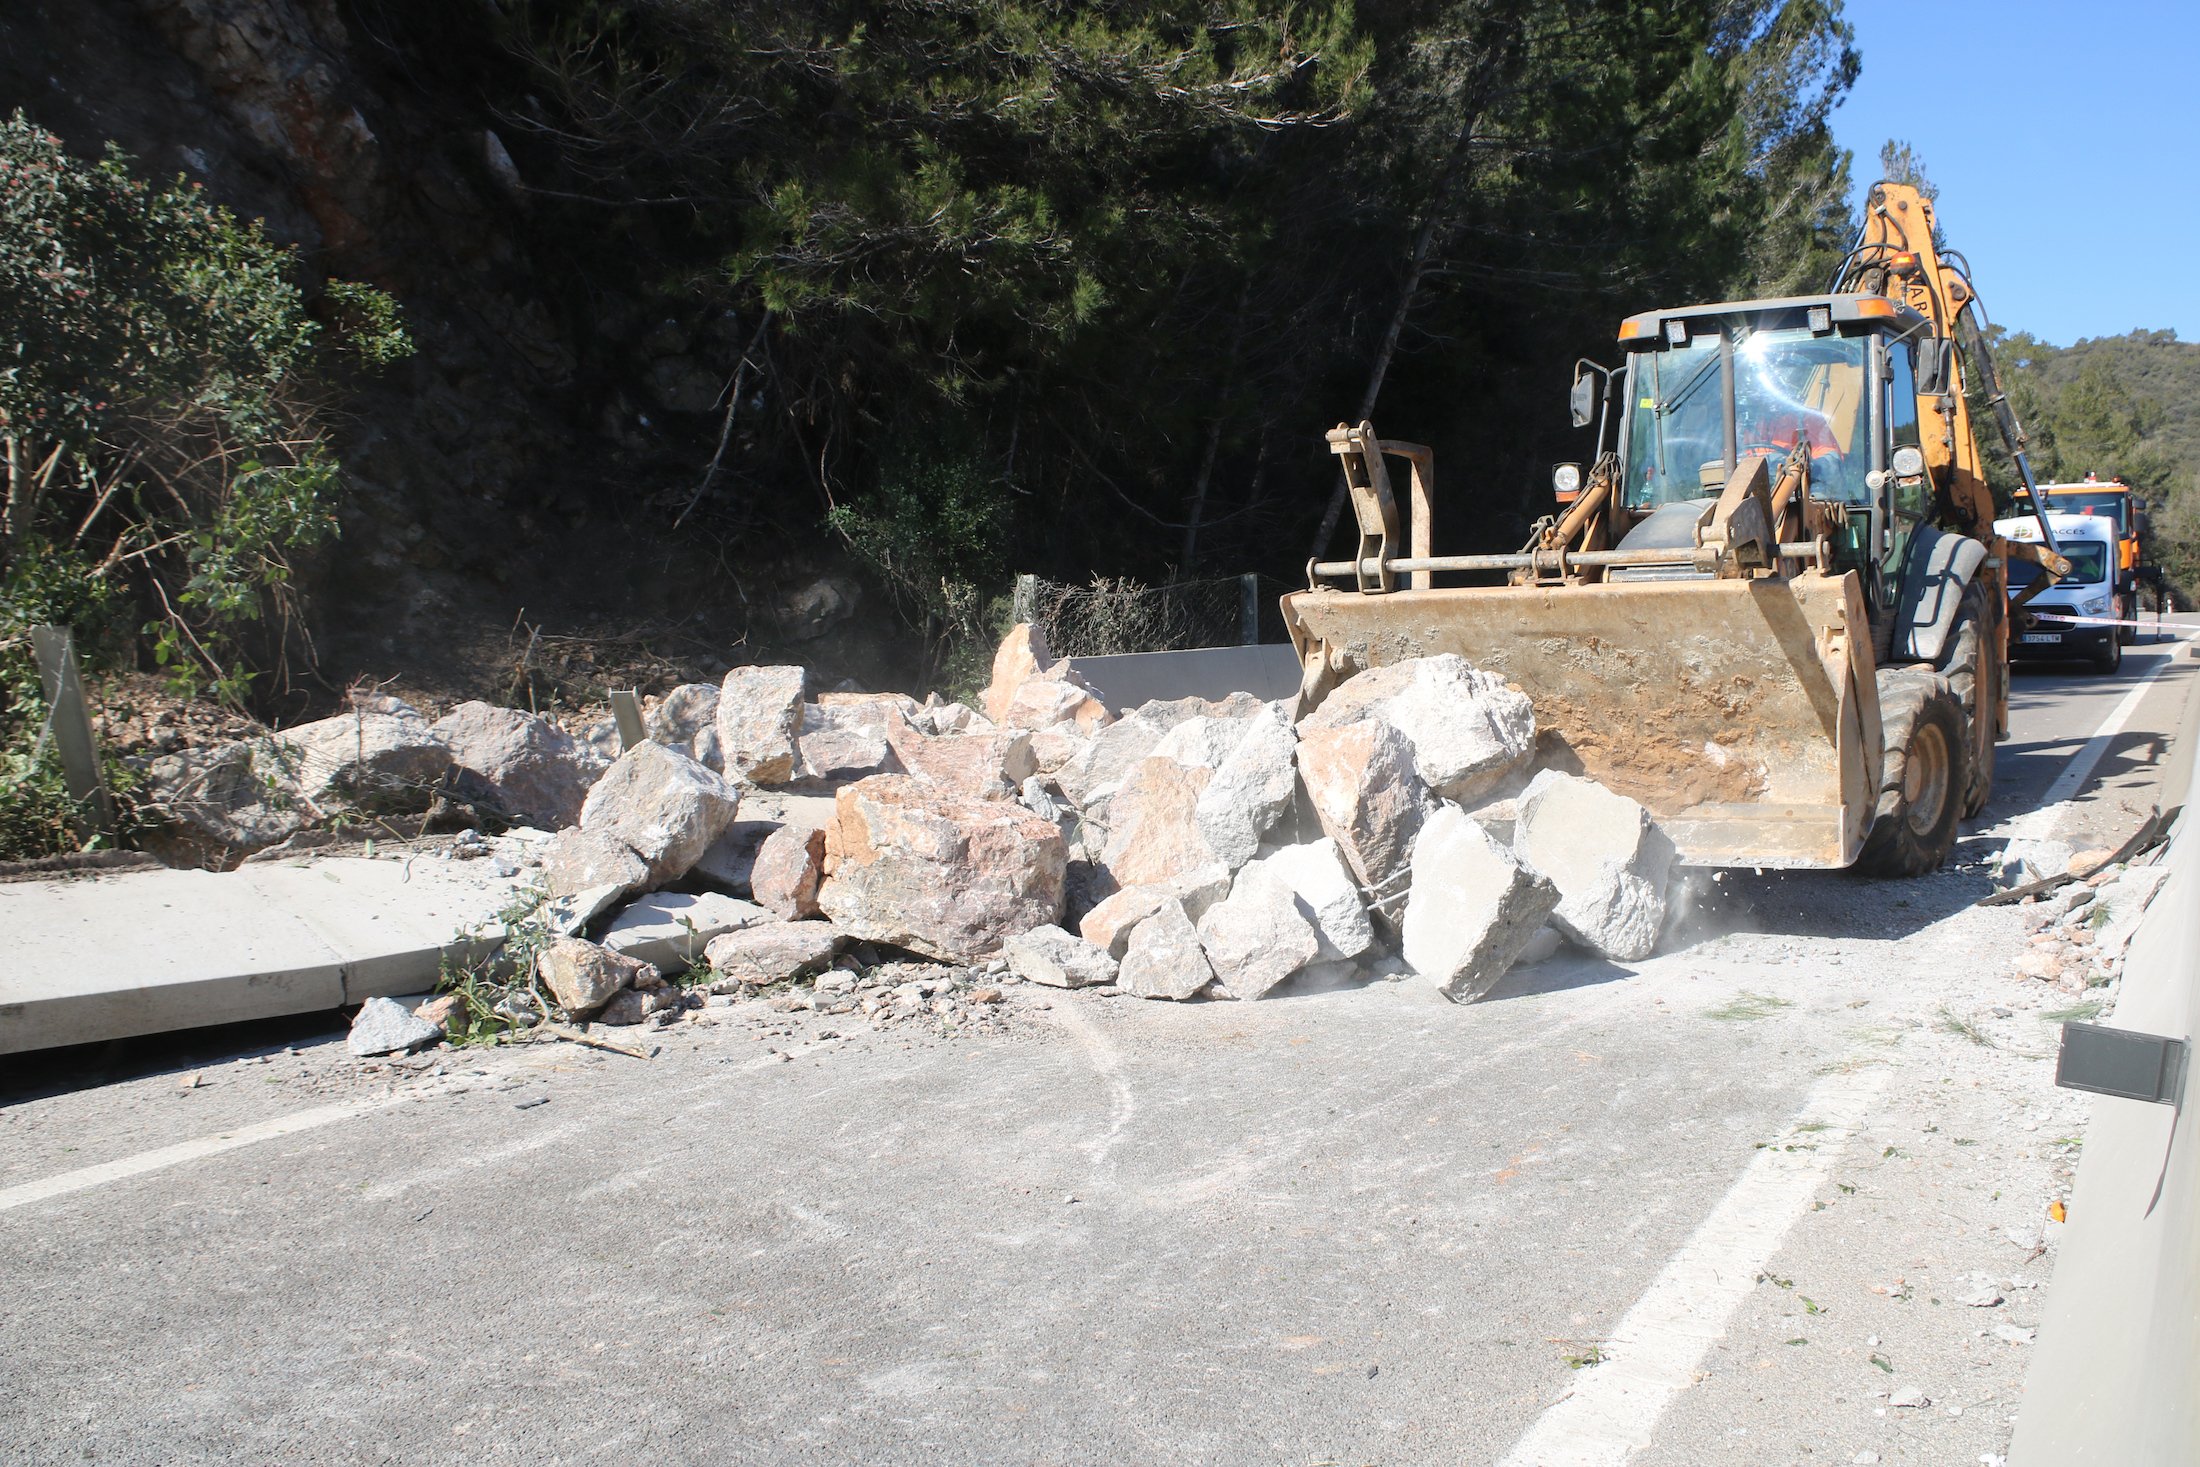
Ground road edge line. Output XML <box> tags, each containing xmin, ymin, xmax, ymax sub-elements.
<box><xmin>1494</xmin><ymin>1063</ymin><xmax>1893</xmax><ymax>1467</ymax></box>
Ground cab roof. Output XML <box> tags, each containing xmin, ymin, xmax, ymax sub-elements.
<box><xmin>1618</xmin><ymin>292</ymin><xmax>1928</xmax><ymax>347</ymax></box>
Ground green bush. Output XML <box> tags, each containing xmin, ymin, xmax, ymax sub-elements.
<box><xmin>0</xmin><ymin>112</ymin><xmax>410</xmax><ymax>855</ymax></box>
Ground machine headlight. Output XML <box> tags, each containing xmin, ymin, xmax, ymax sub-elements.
<box><xmin>2079</xmin><ymin>594</ymin><xmax>2112</xmax><ymax>617</ymax></box>
<box><xmin>1891</xmin><ymin>445</ymin><xmax>1926</xmax><ymax>479</ymax></box>
<box><xmin>1552</xmin><ymin>463</ymin><xmax>1582</xmax><ymax>498</ymax></box>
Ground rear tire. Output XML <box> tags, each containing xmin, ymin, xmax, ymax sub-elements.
<box><xmin>1938</xmin><ymin>579</ymin><xmax>1997</xmax><ymax>818</ymax></box>
<box><xmin>1857</xmin><ymin>670</ymin><xmax>1967</xmax><ymax>877</ymax></box>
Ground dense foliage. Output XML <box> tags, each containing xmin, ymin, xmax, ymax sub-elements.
<box><xmin>487</xmin><ymin>0</ymin><xmax>1859</xmax><ymax>608</ymax></box>
<box><xmin>1989</xmin><ymin>328</ymin><xmax>2200</xmax><ymax>600</ymax></box>
<box><xmin>0</xmin><ymin>112</ymin><xmax>407</xmax><ymax>854</ymax></box>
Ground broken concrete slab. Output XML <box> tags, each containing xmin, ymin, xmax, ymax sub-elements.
<box><xmin>1299</xmin><ymin>655</ymin><xmax>1534</xmax><ymax>803</ymax></box>
<box><xmin>817</xmin><ymin>775</ymin><xmax>1066</xmax><ymax>962</ymax></box>
<box><xmin>435</xmin><ymin>701</ymin><xmax>605</xmax><ymax>829</ymax></box>
<box><xmin>347</xmin><ymin>995</ymin><xmax>446</xmax><ymax>1056</ymax></box>
<box><xmin>578</xmin><ymin>741</ymin><xmax>741</xmax><ymax>888</ymax></box>
<box><xmin>1196</xmin><ymin>864</ymin><xmax>1320</xmax><ymax>1001</ymax></box>
<box><xmin>716</xmin><ymin>665</ymin><xmax>807</xmax><ymax>784</ymax></box>
<box><xmin>1004</xmin><ymin>924</ymin><xmax>1119</xmax><ymax>988</ymax></box>
<box><xmin>1401</xmin><ymin>804</ymin><xmax>1560</xmax><ymax>1003</ymax></box>
<box><xmin>1253</xmin><ymin>838</ymin><xmax>1374</xmax><ymax>961</ymax></box>
<box><xmin>1511</xmin><ymin>769</ymin><xmax>1674</xmax><ymax>962</ymax></box>
<box><xmin>0</xmin><ymin>855</ymin><xmax>528</xmax><ymax>1055</ymax></box>
<box><xmin>1115</xmin><ymin>895</ymin><xmax>1214</xmax><ymax>1001</ymax></box>
<box><xmin>600</xmin><ymin>890</ymin><xmax>773</xmax><ymax>971</ymax></box>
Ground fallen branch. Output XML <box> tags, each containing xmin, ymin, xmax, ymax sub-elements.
<box><xmin>537</xmin><ymin>1022</ymin><xmax>655</xmax><ymax>1059</ymax></box>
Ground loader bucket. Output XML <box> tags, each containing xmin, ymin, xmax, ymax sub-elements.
<box><xmin>1281</xmin><ymin>572</ymin><xmax>1883</xmax><ymax>869</ymax></box>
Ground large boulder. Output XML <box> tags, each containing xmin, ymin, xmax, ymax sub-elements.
<box><xmin>1402</xmin><ymin>805</ymin><xmax>1560</xmax><ymax>1003</ymax></box>
<box><xmin>984</xmin><ymin>622</ymin><xmax>1051</xmax><ymax>725</ymax></box>
<box><xmin>578</xmin><ymin>741</ymin><xmax>741</xmax><ymax>888</ymax></box>
<box><xmin>1004</xmin><ymin>925</ymin><xmax>1119</xmax><ymax>989</ymax></box>
<box><xmin>750</xmin><ymin>824</ymin><xmax>827</xmax><ymax>919</ymax></box>
<box><xmin>646</xmin><ymin>683</ymin><xmax>724</xmax><ymax>770</ymax></box>
<box><xmin>1300</xmin><ymin>655</ymin><xmax>1534</xmax><ymax>803</ymax></box>
<box><xmin>1115</xmin><ymin>895</ymin><xmax>1214</xmax><ymax>1001</ymax></box>
<box><xmin>796</xmin><ymin>701</ymin><xmax>903</xmax><ymax>782</ymax></box>
<box><xmin>1077</xmin><ymin>865</ymin><xmax>1231</xmax><ymax>957</ymax></box>
<box><xmin>600</xmin><ymin>890</ymin><xmax>773</xmax><ymax>970</ymax></box>
<box><xmin>143</xmin><ymin>740</ymin><xmax>308</xmax><ymax>856</ymax></box>
<box><xmin>434</xmin><ymin>701</ymin><xmax>605</xmax><ymax>829</ymax></box>
<box><xmin>1054</xmin><ymin>713</ymin><xmax>1169</xmax><ymax>810</ymax></box>
<box><xmin>883</xmin><ymin>721</ymin><xmax>1037</xmax><ymax>802</ymax></box>
<box><xmin>1196</xmin><ymin>863</ymin><xmax>1321</xmax><ymax>1000</ymax></box>
<box><xmin>270</xmin><ymin>695</ymin><xmax>451</xmax><ymax>809</ymax></box>
<box><xmin>704</xmin><ymin>921</ymin><xmax>845</xmax><ymax>986</ymax></box>
<box><xmin>537</xmin><ymin>936</ymin><xmax>653</xmax><ymax>1016</ymax></box>
<box><xmin>1194</xmin><ymin>706</ymin><xmax>1298</xmax><ymax>869</ymax></box>
<box><xmin>1254</xmin><ymin>838</ymin><xmax>1374</xmax><ymax>961</ymax></box>
<box><xmin>715</xmin><ymin>665</ymin><xmax>807</xmax><ymax>785</ymax></box>
<box><xmin>1000</xmin><ymin>676</ymin><xmax>1112</xmax><ymax>734</ymax></box>
<box><xmin>817</xmin><ymin>775</ymin><xmax>1067</xmax><ymax>961</ymax></box>
<box><xmin>1296</xmin><ymin>718</ymin><xmax>1427</xmax><ymax>895</ymax></box>
<box><xmin>1099</xmin><ymin>756</ymin><xmax>1219</xmax><ymax>886</ymax></box>
<box><xmin>1511</xmin><ymin>770</ymin><xmax>1674</xmax><ymax>961</ymax></box>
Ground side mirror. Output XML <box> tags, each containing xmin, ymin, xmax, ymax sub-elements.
<box><xmin>1569</xmin><ymin>373</ymin><xmax>1597</xmax><ymax>429</ymax></box>
<box><xmin>1917</xmin><ymin>337</ymin><xmax>1957</xmax><ymax>395</ymax></box>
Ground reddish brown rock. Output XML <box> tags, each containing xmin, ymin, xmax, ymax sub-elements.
<box><xmin>750</xmin><ymin>824</ymin><xmax>826</xmax><ymax>920</ymax></box>
<box><xmin>817</xmin><ymin>775</ymin><xmax>1067</xmax><ymax>961</ymax></box>
<box><xmin>1099</xmin><ymin>756</ymin><xmax>1218</xmax><ymax>887</ymax></box>
<box><xmin>536</xmin><ymin>936</ymin><xmax>653</xmax><ymax>1016</ymax></box>
<box><xmin>882</xmin><ymin>721</ymin><xmax>1038</xmax><ymax>801</ymax></box>
<box><xmin>984</xmin><ymin>622</ymin><xmax>1051</xmax><ymax>725</ymax></box>
<box><xmin>715</xmin><ymin>665</ymin><xmax>806</xmax><ymax>784</ymax></box>
<box><xmin>1296</xmin><ymin>719</ymin><xmax>1428</xmax><ymax>894</ymax></box>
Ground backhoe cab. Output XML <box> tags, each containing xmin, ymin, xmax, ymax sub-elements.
<box><xmin>1282</xmin><ymin>181</ymin><xmax>2063</xmax><ymax>877</ymax></box>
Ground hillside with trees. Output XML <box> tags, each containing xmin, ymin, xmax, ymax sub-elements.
<box><xmin>1991</xmin><ymin>328</ymin><xmax>2200</xmax><ymax>598</ymax></box>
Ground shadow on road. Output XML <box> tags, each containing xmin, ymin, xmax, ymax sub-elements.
<box><xmin>0</xmin><ymin>1010</ymin><xmax>347</xmax><ymax>1107</ymax></box>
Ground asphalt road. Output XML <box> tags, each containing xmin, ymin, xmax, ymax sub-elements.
<box><xmin>2</xmin><ymin>634</ymin><xmax>2194</xmax><ymax>1467</ymax></box>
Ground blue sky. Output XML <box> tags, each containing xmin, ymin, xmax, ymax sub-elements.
<box><xmin>1829</xmin><ymin>0</ymin><xmax>2200</xmax><ymax>347</ymax></box>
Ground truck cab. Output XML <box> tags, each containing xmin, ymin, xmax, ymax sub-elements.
<box><xmin>1997</xmin><ymin>511</ymin><xmax>2123</xmax><ymax>673</ymax></box>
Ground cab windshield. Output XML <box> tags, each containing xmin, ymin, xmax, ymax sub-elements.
<box><xmin>2009</xmin><ymin>541</ymin><xmax>2110</xmax><ymax>589</ymax></box>
<box><xmin>1623</xmin><ymin>325</ymin><xmax>1871</xmax><ymax>509</ymax></box>
<box><xmin>2042</xmin><ymin>491</ymin><xmax>2126</xmax><ymax>531</ymax></box>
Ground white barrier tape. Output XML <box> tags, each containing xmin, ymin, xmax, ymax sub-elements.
<box><xmin>2028</xmin><ymin>613</ymin><xmax>2200</xmax><ymax>636</ymax></box>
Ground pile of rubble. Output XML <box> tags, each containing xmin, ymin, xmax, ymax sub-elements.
<box><xmin>2010</xmin><ymin>856</ymin><xmax>2172</xmax><ymax>993</ymax></box>
<box><xmin>151</xmin><ymin>625</ymin><xmax>1681</xmax><ymax>1044</ymax></box>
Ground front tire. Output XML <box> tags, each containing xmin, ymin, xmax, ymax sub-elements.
<box><xmin>2094</xmin><ymin>633</ymin><xmax>2123</xmax><ymax>674</ymax></box>
<box><xmin>1857</xmin><ymin>670</ymin><xmax>1967</xmax><ymax>877</ymax></box>
<box><xmin>1939</xmin><ymin>578</ymin><xmax>1997</xmax><ymax>817</ymax></box>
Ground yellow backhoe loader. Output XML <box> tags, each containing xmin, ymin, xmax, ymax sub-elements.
<box><xmin>1282</xmin><ymin>181</ymin><xmax>2068</xmax><ymax>875</ymax></box>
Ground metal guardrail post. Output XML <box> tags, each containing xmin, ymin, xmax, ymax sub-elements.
<box><xmin>609</xmin><ymin>690</ymin><xmax>646</xmax><ymax>752</ymax></box>
<box><xmin>1012</xmin><ymin>574</ymin><xmax>1037</xmax><ymax>627</ymax></box>
<box><xmin>29</xmin><ymin>625</ymin><xmax>113</xmax><ymax>836</ymax></box>
<box><xmin>1239</xmin><ymin>573</ymin><xmax>1259</xmax><ymax>645</ymax></box>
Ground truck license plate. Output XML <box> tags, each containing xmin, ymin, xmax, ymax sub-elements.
<box><xmin>2021</xmin><ymin>633</ymin><xmax>2061</xmax><ymax>644</ymax></box>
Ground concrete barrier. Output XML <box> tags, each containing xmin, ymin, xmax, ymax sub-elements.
<box><xmin>1064</xmin><ymin>643</ymin><xmax>1302</xmax><ymax>712</ymax></box>
<box><xmin>2009</xmin><ymin>656</ymin><xmax>2200</xmax><ymax>1463</ymax></box>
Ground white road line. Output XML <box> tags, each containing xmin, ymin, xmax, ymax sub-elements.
<box><xmin>0</xmin><ymin>1097</ymin><xmax>396</xmax><ymax>1214</ymax></box>
<box><xmin>2001</xmin><ymin>652</ymin><xmax>2178</xmax><ymax>858</ymax></box>
<box><xmin>1495</xmin><ymin>1063</ymin><xmax>1892</xmax><ymax>1467</ymax></box>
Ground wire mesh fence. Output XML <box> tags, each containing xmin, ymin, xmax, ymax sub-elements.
<box><xmin>1014</xmin><ymin>573</ymin><xmax>1281</xmax><ymax>658</ymax></box>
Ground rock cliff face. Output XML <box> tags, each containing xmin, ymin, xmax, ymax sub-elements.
<box><xmin>0</xmin><ymin>0</ymin><xmax>887</xmax><ymax>703</ymax></box>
